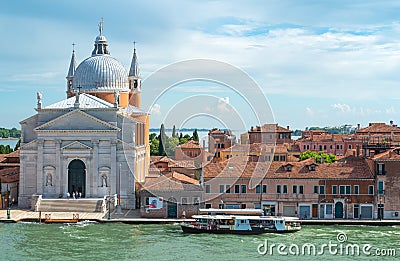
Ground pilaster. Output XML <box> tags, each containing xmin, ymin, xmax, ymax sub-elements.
<box><xmin>110</xmin><ymin>139</ymin><xmax>117</xmax><ymax>194</ymax></box>
<box><xmin>55</xmin><ymin>140</ymin><xmax>62</xmax><ymax>195</ymax></box>
<box><xmin>37</xmin><ymin>139</ymin><xmax>44</xmax><ymax>194</ymax></box>
<box><xmin>92</xmin><ymin>139</ymin><xmax>99</xmax><ymax>196</ymax></box>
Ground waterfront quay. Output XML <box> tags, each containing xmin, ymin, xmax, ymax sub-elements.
<box><xmin>2</xmin><ymin>209</ymin><xmax>400</xmax><ymax>226</ymax></box>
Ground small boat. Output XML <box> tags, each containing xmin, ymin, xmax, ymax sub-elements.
<box><xmin>181</xmin><ymin>209</ymin><xmax>301</xmax><ymax>235</ymax></box>
<box><xmin>44</xmin><ymin>219</ymin><xmax>79</xmax><ymax>224</ymax></box>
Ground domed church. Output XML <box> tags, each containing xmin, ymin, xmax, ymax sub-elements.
<box><xmin>18</xmin><ymin>20</ymin><xmax>149</xmax><ymax>209</ymax></box>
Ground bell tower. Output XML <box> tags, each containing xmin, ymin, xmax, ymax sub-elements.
<box><xmin>66</xmin><ymin>43</ymin><xmax>76</xmax><ymax>98</ymax></box>
<box><xmin>128</xmin><ymin>42</ymin><xmax>141</xmax><ymax>107</ymax></box>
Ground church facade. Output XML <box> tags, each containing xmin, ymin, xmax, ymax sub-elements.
<box><xmin>18</xmin><ymin>21</ymin><xmax>149</xmax><ymax>209</ymax></box>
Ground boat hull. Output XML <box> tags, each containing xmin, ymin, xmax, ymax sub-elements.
<box><xmin>181</xmin><ymin>225</ymin><xmax>300</xmax><ymax>235</ymax></box>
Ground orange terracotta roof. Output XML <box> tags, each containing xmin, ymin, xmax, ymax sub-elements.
<box><xmin>249</xmin><ymin>124</ymin><xmax>291</xmax><ymax>133</ymax></box>
<box><xmin>169</xmin><ymin>160</ymin><xmax>197</xmax><ymax>169</ymax></box>
<box><xmin>209</xmin><ymin>129</ymin><xmax>223</xmax><ymax>134</ymax></box>
<box><xmin>141</xmin><ymin>173</ymin><xmax>202</xmax><ymax>191</ymax></box>
<box><xmin>150</xmin><ymin>156</ymin><xmax>164</xmax><ymax>163</ymax></box>
<box><xmin>0</xmin><ymin>167</ymin><xmax>19</xmax><ymax>183</ymax></box>
<box><xmin>373</xmin><ymin>147</ymin><xmax>400</xmax><ymax>160</ymax></box>
<box><xmin>287</xmin><ymin>155</ymin><xmax>299</xmax><ymax>162</ymax></box>
<box><xmin>164</xmin><ymin>171</ymin><xmax>199</xmax><ymax>185</ymax></box>
<box><xmin>5</xmin><ymin>150</ymin><xmax>20</xmax><ymax>158</ymax></box>
<box><xmin>178</xmin><ymin>140</ymin><xmax>201</xmax><ymax>149</ymax></box>
<box><xmin>356</xmin><ymin>123</ymin><xmax>400</xmax><ymax>134</ymax></box>
<box><xmin>203</xmin><ymin>156</ymin><xmax>373</xmax><ymax>180</ymax></box>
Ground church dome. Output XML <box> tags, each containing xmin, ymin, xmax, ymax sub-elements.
<box><xmin>72</xmin><ymin>20</ymin><xmax>129</xmax><ymax>93</ymax></box>
<box><xmin>73</xmin><ymin>55</ymin><xmax>129</xmax><ymax>92</ymax></box>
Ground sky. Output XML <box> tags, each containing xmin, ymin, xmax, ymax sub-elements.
<box><xmin>1</xmin><ymin>0</ymin><xmax>400</xmax><ymax>132</ymax></box>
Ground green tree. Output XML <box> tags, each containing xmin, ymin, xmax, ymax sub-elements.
<box><xmin>14</xmin><ymin>139</ymin><xmax>21</xmax><ymax>151</ymax></box>
<box><xmin>179</xmin><ymin>134</ymin><xmax>191</xmax><ymax>144</ymax></box>
<box><xmin>0</xmin><ymin>145</ymin><xmax>13</xmax><ymax>154</ymax></box>
<box><xmin>158</xmin><ymin>124</ymin><xmax>167</xmax><ymax>156</ymax></box>
<box><xmin>172</xmin><ymin>125</ymin><xmax>177</xmax><ymax>138</ymax></box>
<box><xmin>192</xmin><ymin>129</ymin><xmax>199</xmax><ymax>141</ymax></box>
<box><xmin>165</xmin><ymin>137</ymin><xmax>179</xmax><ymax>156</ymax></box>
<box><xmin>149</xmin><ymin>133</ymin><xmax>159</xmax><ymax>155</ymax></box>
<box><xmin>299</xmin><ymin>151</ymin><xmax>336</xmax><ymax>163</ymax></box>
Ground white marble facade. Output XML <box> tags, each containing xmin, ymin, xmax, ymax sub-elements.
<box><xmin>18</xmin><ymin>95</ymin><xmax>145</xmax><ymax>209</ymax></box>
<box><xmin>18</xmin><ymin>22</ymin><xmax>148</xmax><ymax>209</ymax></box>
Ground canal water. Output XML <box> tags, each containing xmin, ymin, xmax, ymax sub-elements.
<box><xmin>0</xmin><ymin>223</ymin><xmax>399</xmax><ymax>260</ymax></box>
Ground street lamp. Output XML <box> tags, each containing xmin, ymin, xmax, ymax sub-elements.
<box><xmin>6</xmin><ymin>184</ymin><xmax>10</xmax><ymax>219</ymax></box>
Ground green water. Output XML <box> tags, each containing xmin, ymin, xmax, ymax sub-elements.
<box><xmin>0</xmin><ymin>222</ymin><xmax>399</xmax><ymax>260</ymax></box>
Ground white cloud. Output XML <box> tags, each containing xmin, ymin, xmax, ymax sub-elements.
<box><xmin>385</xmin><ymin>106</ymin><xmax>396</xmax><ymax>114</ymax></box>
<box><xmin>217</xmin><ymin>96</ymin><xmax>230</xmax><ymax>112</ymax></box>
<box><xmin>332</xmin><ymin>103</ymin><xmax>351</xmax><ymax>113</ymax></box>
<box><xmin>150</xmin><ymin>104</ymin><xmax>161</xmax><ymax>115</ymax></box>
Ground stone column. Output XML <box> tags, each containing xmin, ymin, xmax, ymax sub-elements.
<box><xmin>37</xmin><ymin>139</ymin><xmax>44</xmax><ymax>194</ymax></box>
<box><xmin>92</xmin><ymin>139</ymin><xmax>99</xmax><ymax>197</ymax></box>
<box><xmin>63</xmin><ymin>156</ymin><xmax>69</xmax><ymax>195</ymax></box>
<box><xmin>55</xmin><ymin>140</ymin><xmax>62</xmax><ymax>196</ymax></box>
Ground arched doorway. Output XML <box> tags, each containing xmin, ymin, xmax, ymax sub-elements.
<box><xmin>68</xmin><ymin>159</ymin><xmax>86</xmax><ymax>198</ymax></box>
<box><xmin>335</xmin><ymin>202</ymin><xmax>343</xmax><ymax>218</ymax></box>
<box><xmin>167</xmin><ymin>197</ymin><xmax>177</xmax><ymax>218</ymax></box>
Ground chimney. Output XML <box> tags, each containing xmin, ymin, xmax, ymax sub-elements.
<box><xmin>321</xmin><ymin>156</ymin><xmax>325</xmax><ymax>164</ymax></box>
<box><xmin>357</xmin><ymin>123</ymin><xmax>360</xmax><ymax>130</ymax></box>
<box><xmin>370</xmin><ymin>150</ymin><xmax>375</xmax><ymax>158</ymax></box>
<box><xmin>287</xmin><ymin>125</ymin><xmax>290</xmax><ymax>130</ymax></box>
<box><xmin>390</xmin><ymin>120</ymin><xmax>394</xmax><ymax>126</ymax></box>
<box><xmin>356</xmin><ymin>145</ymin><xmax>360</xmax><ymax>157</ymax></box>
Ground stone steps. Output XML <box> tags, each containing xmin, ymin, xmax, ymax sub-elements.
<box><xmin>38</xmin><ymin>199</ymin><xmax>105</xmax><ymax>213</ymax></box>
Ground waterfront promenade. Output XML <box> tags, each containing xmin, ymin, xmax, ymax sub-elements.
<box><xmin>2</xmin><ymin>209</ymin><xmax>400</xmax><ymax>225</ymax></box>
<box><xmin>0</xmin><ymin>209</ymin><xmax>191</xmax><ymax>224</ymax></box>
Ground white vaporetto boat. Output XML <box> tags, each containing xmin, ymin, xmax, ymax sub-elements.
<box><xmin>181</xmin><ymin>209</ymin><xmax>301</xmax><ymax>235</ymax></box>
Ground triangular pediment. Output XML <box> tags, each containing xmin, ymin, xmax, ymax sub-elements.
<box><xmin>20</xmin><ymin>139</ymin><xmax>37</xmax><ymax>150</ymax></box>
<box><xmin>62</xmin><ymin>141</ymin><xmax>92</xmax><ymax>150</ymax></box>
<box><xmin>34</xmin><ymin>110</ymin><xmax>120</xmax><ymax>132</ymax></box>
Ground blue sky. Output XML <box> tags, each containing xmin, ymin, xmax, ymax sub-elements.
<box><xmin>1</xmin><ymin>0</ymin><xmax>400</xmax><ymax>131</ymax></box>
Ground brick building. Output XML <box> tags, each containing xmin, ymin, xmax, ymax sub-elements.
<box><xmin>203</xmin><ymin>155</ymin><xmax>374</xmax><ymax>219</ymax></box>
<box><xmin>0</xmin><ymin>150</ymin><xmax>20</xmax><ymax>208</ymax></box>
<box><xmin>208</xmin><ymin>129</ymin><xmax>236</xmax><ymax>161</ymax></box>
<box><xmin>356</xmin><ymin>122</ymin><xmax>400</xmax><ymax>156</ymax></box>
<box><xmin>241</xmin><ymin>124</ymin><xmax>292</xmax><ymax>145</ymax></box>
<box><xmin>138</xmin><ymin>171</ymin><xmax>203</xmax><ymax>218</ymax></box>
<box><xmin>372</xmin><ymin>148</ymin><xmax>400</xmax><ymax>219</ymax></box>
<box><xmin>296</xmin><ymin>131</ymin><xmax>362</xmax><ymax>156</ymax></box>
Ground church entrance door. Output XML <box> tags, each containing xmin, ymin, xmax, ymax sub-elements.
<box><xmin>68</xmin><ymin>159</ymin><xmax>86</xmax><ymax>198</ymax></box>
